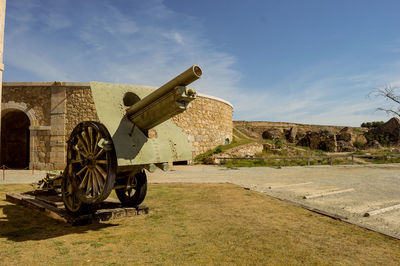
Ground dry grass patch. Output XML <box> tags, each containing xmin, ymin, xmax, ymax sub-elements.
<box><xmin>0</xmin><ymin>183</ymin><xmax>400</xmax><ymax>265</ymax></box>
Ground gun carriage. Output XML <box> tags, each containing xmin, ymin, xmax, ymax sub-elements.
<box><xmin>59</xmin><ymin>65</ymin><xmax>202</xmax><ymax>214</ymax></box>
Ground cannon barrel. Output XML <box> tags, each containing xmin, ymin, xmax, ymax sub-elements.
<box><xmin>126</xmin><ymin>65</ymin><xmax>202</xmax><ymax>130</ymax></box>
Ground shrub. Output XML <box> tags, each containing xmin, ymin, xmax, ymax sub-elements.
<box><xmin>376</xmin><ymin>134</ymin><xmax>391</xmax><ymax>146</ymax></box>
<box><xmin>353</xmin><ymin>141</ymin><xmax>364</xmax><ymax>150</ymax></box>
<box><xmin>274</xmin><ymin>139</ymin><xmax>283</xmax><ymax>149</ymax></box>
<box><xmin>361</xmin><ymin>121</ymin><xmax>384</xmax><ymax>128</ymax></box>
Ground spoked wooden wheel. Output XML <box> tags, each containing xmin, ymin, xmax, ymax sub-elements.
<box><xmin>63</xmin><ymin>121</ymin><xmax>117</xmax><ymax>210</ymax></box>
<box><xmin>62</xmin><ymin>166</ymin><xmax>88</xmax><ymax>215</ymax></box>
<box><xmin>115</xmin><ymin>170</ymin><xmax>147</xmax><ymax>206</ymax></box>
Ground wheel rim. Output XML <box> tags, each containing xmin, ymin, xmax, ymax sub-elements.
<box><xmin>116</xmin><ymin>171</ymin><xmax>147</xmax><ymax>206</ymax></box>
<box><xmin>62</xmin><ymin>164</ymin><xmax>83</xmax><ymax>212</ymax></box>
<box><xmin>66</xmin><ymin>121</ymin><xmax>116</xmax><ymax>204</ymax></box>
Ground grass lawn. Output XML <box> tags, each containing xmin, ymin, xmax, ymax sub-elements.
<box><xmin>1</xmin><ymin>183</ymin><xmax>400</xmax><ymax>265</ymax></box>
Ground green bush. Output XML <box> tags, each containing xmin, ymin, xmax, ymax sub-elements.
<box><xmin>353</xmin><ymin>141</ymin><xmax>364</xmax><ymax>150</ymax></box>
<box><xmin>352</xmin><ymin>128</ymin><xmax>363</xmax><ymax>134</ymax></box>
<box><xmin>274</xmin><ymin>139</ymin><xmax>283</xmax><ymax>149</ymax></box>
<box><xmin>376</xmin><ymin>134</ymin><xmax>391</xmax><ymax>146</ymax></box>
<box><xmin>361</xmin><ymin>121</ymin><xmax>384</xmax><ymax>128</ymax></box>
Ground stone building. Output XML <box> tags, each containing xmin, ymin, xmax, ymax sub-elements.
<box><xmin>1</xmin><ymin>82</ymin><xmax>233</xmax><ymax>170</ymax></box>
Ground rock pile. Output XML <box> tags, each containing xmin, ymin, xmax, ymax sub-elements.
<box><xmin>249</xmin><ymin>120</ymin><xmax>400</xmax><ymax>152</ymax></box>
<box><xmin>260</xmin><ymin>126</ymin><xmax>364</xmax><ymax>152</ymax></box>
<box><xmin>285</xmin><ymin>126</ymin><xmax>298</xmax><ymax>143</ymax></box>
<box><xmin>261</xmin><ymin>128</ymin><xmax>282</xmax><ymax>140</ymax></box>
<box><xmin>365</xmin><ymin>117</ymin><xmax>400</xmax><ymax>146</ymax></box>
<box><xmin>365</xmin><ymin>140</ymin><xmax>383</xmax><ymax>149</ymax></box>
<box><xmin>336</xmin><ymin>127</ymin><xmax>356</xmax><ymax>152</ymax></box>
<box><xmin>298</xmin><ymin>130</ymin><xmax>337</xmax><ymax>152</ymax></box>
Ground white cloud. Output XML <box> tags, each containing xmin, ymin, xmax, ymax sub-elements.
<box><xmin>163</xmin><ymin>31</ymin><xmax>185</xmax><ymax>45</ymax></box>
<box><xmin>4</xmin><ymin>0</ymin><xmax>400</xmax><ymax>127</ymax></box>
<box><xmin>229</xmin><ymin>62</ymin><xmax>400</xmax><ymax>126</ymax></box>
<box><xmin>7</xmin><ymin>47</ymin><xmax>71</xmax><ymax>81</ymax></box>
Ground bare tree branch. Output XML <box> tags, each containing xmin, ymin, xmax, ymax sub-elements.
<box><xmin>376</xmin><ymin>107</ymin><xmax>400</xmax><ymax>117</ymax></box>
<box><xmin>371</xmin><ymin>85</ymin><xmax>400</xmax><ymax>118</ymax></box>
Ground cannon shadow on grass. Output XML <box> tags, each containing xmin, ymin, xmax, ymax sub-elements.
<box><xmin>0</xmin><ymin>204</ymin><xmax>116</xmax><ymax>242</ymax></box>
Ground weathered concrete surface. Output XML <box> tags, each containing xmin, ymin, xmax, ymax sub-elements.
<box><xmin>148</xmin><ymin>164</ymin><xmax>400</xmax><ymax>239</ymax></box>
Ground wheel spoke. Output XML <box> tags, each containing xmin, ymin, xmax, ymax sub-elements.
<box><xmin>73</xmin><ymin>144</ymin><xmax>88</xmax><ymax>158</ymax></box>
<box><xmin>93</xmin><ymin>169</ymin><xmax>104</xmax><ymax>191</ymax></box>
<box><xmin>94</xmin><ymin>149</ymin><xmax>104</xmax><ymax>159</ymax></box>
<box><xmin>95</xmin><ymin>165</ymin><xmax>107</xmax><ymax>180</ymax></box>
<box><xmin>78</xmin><ymin>129</ymin><xmax>90</xmax><ymax>154</ymax></box>
<box><xmin>76</xmin><ymin>165</ymin><xmax>87</xmax><ymax>176</ymax></box>
<box><xmin>91</xmin><ymin>170</ymin><xmax>99</xmax><ymax>196</ymax></box>
<box><xmin>86</xmin><ymin>171</ymin><xmax>93</xmax><ymax>195</ymax></box>
<box><xmin>81</xmin><ymin>129</ymin><xmax>91</xmax><ymax>151</ymax></box>
<box><xmin>96</xmin><ymin>160</ymin><xmax>107</xmax><ymax>164</ymax></box>
<box><xmin>79</xmin><ymin>170</ymin><xmax>90</xmax><ymax>189</ymax></box>
<box><xmin>71</xmin><ymin>159</ymin><xmax>83</xmax><ymax>164</ymax></box>
<box><xmin>93</xmin><ymin>132</ymin><xmax>101</xmax><ymax>154</ymax></box>
<box><xmin>88</xmin><ymin>126</ymin><xmax>94</xmax><ymax>153</ymax></box>
<box><xmin>77</xmin><ymin>137</ymin><xmax>90</xmax><ymax>155</ymax></box>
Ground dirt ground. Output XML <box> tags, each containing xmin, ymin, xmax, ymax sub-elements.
<box><xmin>148</xmin><ymin>164</ymin><xmax>400</xmax><ymax>239</ymax></box>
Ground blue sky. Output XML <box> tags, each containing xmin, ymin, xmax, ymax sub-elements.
<box><xmin>4</xmin><ymin>0</ymin><xmax>400</xmax><ymax>126</ymax></box>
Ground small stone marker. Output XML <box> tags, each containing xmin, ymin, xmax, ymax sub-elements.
<box><xmin>303</xmin><ymin>188</ymin><xmax>355</xmax><ymax>199</ymax></box>
<box><xmin>364</xmin><ymin>204</ymin><xmax>400</xmax><ymax>217</ymax></box>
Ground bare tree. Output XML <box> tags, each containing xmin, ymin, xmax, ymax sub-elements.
<box><xmin>370</xmin><ymin>85</ymin><xmax>400</xmax><ymax>117</ymax></box>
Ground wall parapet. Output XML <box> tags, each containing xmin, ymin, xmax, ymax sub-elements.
<box><xmin>197</xmin><ymin>93</ymin><xmax>233</xmax><ymax>108</ymax></box>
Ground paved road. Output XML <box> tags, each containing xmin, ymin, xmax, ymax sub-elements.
<box><xmin>148</xmin><ymin>164</ymin><xmax>400</xmax><ymax>239</ymax></box>
<box><xmin>1</xmin><ymin>165</ymin><xmax>399</xmax><ymax>238</ymax></box>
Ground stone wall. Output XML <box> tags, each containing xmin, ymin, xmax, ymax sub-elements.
<box><xmin>2</xmin><ymin>82</ymin><xmax>233</xmax><ymax>169</ymax></box>
<box><xmin>171</xmin><ymin>94</ymin><xmax>233</xmax><ymax>158</ymax></box>
<box><xmin>65</xmin><ymin>86</ymin><xmax>99</xmax><ymax>139</ymax></box>
<box><xmin>2</xmin><ymin>85</ymin><xmax>51</xmax><ymax>125</ymax></box>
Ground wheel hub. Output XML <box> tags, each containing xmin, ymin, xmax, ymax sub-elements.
<box><xmin>84</xmin><ymin>154</ymin><xmax>97</xmax><ymax>169</ymax></box>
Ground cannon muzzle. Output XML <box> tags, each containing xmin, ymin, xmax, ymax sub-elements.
<box><xmin>126</xmin><ymin>65</ymin><xmax>202</xmax><ymax>130</ymax></box>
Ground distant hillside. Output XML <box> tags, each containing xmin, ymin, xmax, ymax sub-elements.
<box><xmin>234</xmin><ymin>120</ymin><xmax>365</xmax><ymax>137</ymax></box>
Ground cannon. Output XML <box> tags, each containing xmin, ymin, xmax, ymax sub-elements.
<box><xmin>61</xmin><ymin>65</ymin><xmax>202</xmax><ymax>214</ymax></box>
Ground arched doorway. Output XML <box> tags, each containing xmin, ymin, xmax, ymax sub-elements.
<box><xmin>1</xmin><ymin>110</ymin><xmax>31</xmax><ymax>169</ymax></box>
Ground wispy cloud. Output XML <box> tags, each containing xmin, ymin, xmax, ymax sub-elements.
<box><xmin>4</xmin><ymin>0</ymin><xmax>400</xmax><ymax>126</ymax></box>
<box><xmin>230</xmin><ymin>61</ymin><xmax>400</xmax><ymax>126</ymax></box>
